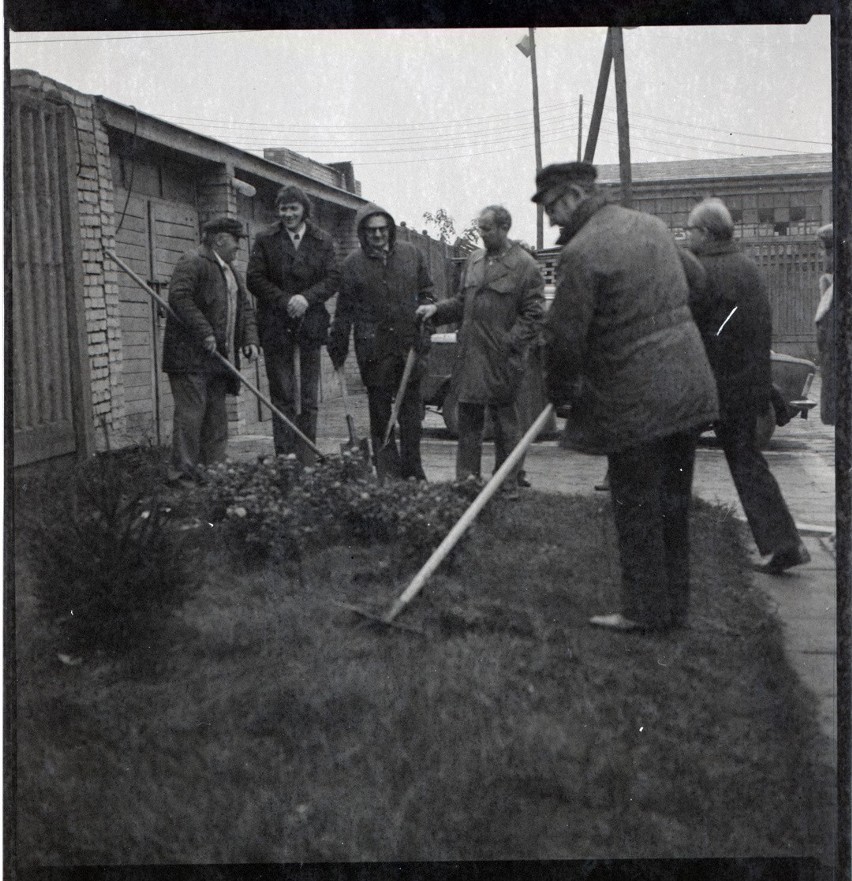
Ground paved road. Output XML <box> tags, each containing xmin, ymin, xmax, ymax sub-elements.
<box><xmin>231</xmin><ymin>375</ymin><xmax>838</xmax><ymax>771</ymax></box>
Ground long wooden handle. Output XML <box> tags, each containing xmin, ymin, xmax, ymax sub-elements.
<box><xmin>293</xmin><ymin>343</ymin><xmax>302</xmax><ymax>416</ymax></box>
<box><xmin>384</xmin><ymin>403</ymin><xmax>555</xmax><ymax>622</ymax></box>
<box><xmin>106</xmin><ymin>249</ymin><xmax>324</xmax><ymax>459</ymax></box>
<box><xmin>382</xmin><ymin>346</ymin><xmax>417</xmax><ymax>449</ymax></box>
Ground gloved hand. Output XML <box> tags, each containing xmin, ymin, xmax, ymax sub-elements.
<box><xmin>242</xmin><ymin>345</ymin><xmax>259</xmax><ymax>362</ymax></box>
<box><xmin>202</xmin><ymin>335</ymin><xmax>217</xmax><ymax>354</ymax></box>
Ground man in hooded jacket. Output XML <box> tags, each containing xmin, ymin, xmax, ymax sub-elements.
<box><xmin>328</xmin><ymin>203</ymin><xmax>435</xmax><ymax>479</ymax></box>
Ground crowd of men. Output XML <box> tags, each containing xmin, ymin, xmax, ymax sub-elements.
<box><xmin>162</xmin><ymin>162</ymin><xmax>829</xmax><ymax>636</ymax></box>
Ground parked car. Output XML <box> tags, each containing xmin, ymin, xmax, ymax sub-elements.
<box><xmin>423</xmin><ymin>288</ymin><xmax>816</xmax><ymax>448</ymax></box>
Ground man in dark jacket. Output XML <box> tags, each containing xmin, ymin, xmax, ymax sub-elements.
<box><xmin>328</xmin><ymin>203</ymin><xmax>434</xmax><ymax>480</ymax></box>
<box><xmin>533</xmin><ymin>162</ymin><xmax>719</xmax><ymax>634</ymax></box>
<box><xmin>686</xmin><ymin>197</ymin><xmax>809</xmax><ymax>574</ymax></box>
<box><xmin>162</xmin><ymin>216</ymin><xmax>259</xmax><ymax>485</ymax></box>
<box><xmin>416</xmin><ymin>205</ymin><xmax>544</xmax><ymax>491</ymax></box>
<box><xmin>247</xmin><ymin>185</ymin><xmax>339</xmax><ymax>462</ymax></box>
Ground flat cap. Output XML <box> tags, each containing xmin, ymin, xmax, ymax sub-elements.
<box><xmin>202</xmin><ymin>216</ymin><xmax>245</xmax><ymax>238</ymax></box>
<box><xmin>817</xmin><ymin>223</ymin><xmax>833</xmax><ymax>247</ymax></box>
<box><xmin>531</xmin><ymin>161</ymin><xmax>597</xmax><ymax>203</ymax></box>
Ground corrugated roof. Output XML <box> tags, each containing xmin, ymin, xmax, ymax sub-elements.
<box><xmin>596</xmin><ymin>153</ymin><xmax>832</xmax><ymax>184</ymax></box>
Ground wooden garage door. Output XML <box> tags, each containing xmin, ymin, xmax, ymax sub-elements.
<box><xmin>114</xmin><ymin>193</ymin><xmax>198</xmax><ymax>445</ymax></box>
<box><xmin>11</xmin><ymin>90</ymin><xmax>92</xmax><ymax>466</ymax></box>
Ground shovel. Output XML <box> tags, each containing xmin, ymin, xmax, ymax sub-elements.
<box><xmin>379</xmin><ymin>319</ymin><xmax>429</xmax><ymax>452</ymax></box>
<box><xmin>337</xmin><ymin>369</ymin><xmax>374</xmax><ymax>468</ymax></box>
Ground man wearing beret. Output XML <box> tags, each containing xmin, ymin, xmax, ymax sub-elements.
<box><xmin>533</xmin><ymin>162</ymin><xmax>719</xmax><ymax>633</ymax></box>
<box><xmin>162</xmin><ymin>216</ymin><xmax>259</xmax><ymax>486</ymax></box>
<box><xmin>247</xmin><ymin>185</ymin><xmax>340</xmax><ymax>462</ymax></box>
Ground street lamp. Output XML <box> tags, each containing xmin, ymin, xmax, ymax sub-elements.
<box><xmin>516</xmin><ymin>28</ymin><xmax>543</xmax><ymax>250</ymax></box>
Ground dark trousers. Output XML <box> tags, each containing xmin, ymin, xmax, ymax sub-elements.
<box><xmin>264</xmin><ymin>341</ymin><xmax>321</xmax><ymax>464</ymax></box>
<box><xmin>714</xmin><ymin>409</ymin><xmax>800</xmax><ymax>556</ymax></box>
<box><xmin>367</xmin><ymin>379</ymin><xmax>425</xmax><ymax>480</ymax></box>
<box><xmin>168</xmin><ymin>372</ymin><xmax>229</xmax><ymax>479</ymax></box>
<box><xmin>457</xmin><ymin>401</ymin><xmax>522</xmax><ymax>483</ymax></box>
<box><xmin>608</xmin><ymin>431</ymin><xmax>698</xmax><ymax>630</ymax></box>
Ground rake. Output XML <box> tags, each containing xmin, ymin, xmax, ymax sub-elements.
<box><xmin>107</xmin><ymin>249</ymin><xmax>325</xmax><ymax>461</ymax></box>
<box><xmin>341</xmin><ymin>404</ymin><xmax>556</xmax><ymax>630</ymax></box>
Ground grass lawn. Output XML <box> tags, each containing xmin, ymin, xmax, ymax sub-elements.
<box><xmin>12</xmin><ymin>481</ymin><xmax>835</xmax><ymax>866</ymax></box>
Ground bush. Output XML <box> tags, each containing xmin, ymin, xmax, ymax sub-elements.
<box><xmin>203</xmin><ymin>450</ymin><xmax>488</xmax><ymax>567</ymax></box>
<box><xmin>24</xmin><ymin>449</ymin><xmax>201</xmax><ymax>657</ymax></box>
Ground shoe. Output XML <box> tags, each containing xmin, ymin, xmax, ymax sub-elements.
<box><xmin>517</xmin><ymin>474</ymin><xmax>532</xmax><ymax>488</ymax></box>
<box><xmin>166</xmin><ymin>473</ymin><xmax>197</xmax><ymax>491</ymax></box>
<box><xmin>755</xmin><ymin>543</ymin><xmax>811</xmax><ymax>574</ymax></box>
<box><xmin>588</xmin><ymin>613</ymin><xmax>645</xmax><ymax>632</ymax></box>
<box><xmin>501</xmin><ymin>487</ymin><xmax>520</xmax><ymax>501</ymax></box>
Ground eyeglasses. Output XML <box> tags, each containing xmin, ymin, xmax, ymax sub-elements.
<box><xmin>366</xmin><ymin>225</ymin><xmax>389</xmax><ymax>233</ymax></box>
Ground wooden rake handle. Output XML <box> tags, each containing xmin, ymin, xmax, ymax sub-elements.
<box><xmin>106</xmin><ymin>249</ymin><xmax>324</xmax><ymax>460</ymax></box>
<box><xmin>383</xmin><ymin>403</ymin><xmax>555</xmax><ymax>622</ymax></box>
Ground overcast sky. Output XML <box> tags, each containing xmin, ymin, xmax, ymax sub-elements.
<box><xmin>9</xmin><ymin>20</ymin><xmax>832</xmax><ymax>246</ymax></box>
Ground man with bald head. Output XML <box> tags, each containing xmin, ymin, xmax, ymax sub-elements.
<box><xmin>417</xmin><ymin>205</ymin><xmax>544</xmax><ymax>493</ymax></box>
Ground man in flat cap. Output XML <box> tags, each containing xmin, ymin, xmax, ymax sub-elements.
<box><xmin>248</xmin><ymin>185</ymin><xmax>340</xmax><ymax>462</ymax></box>
<box><xmin>533</xmin><ymin>162</ymin><xmax>718</xmax><ymax>633</ymax></box>
<box><xmin>162</xmin><ymin>216</ymin><xmax>259</xmax><ymax>486</ymax></box>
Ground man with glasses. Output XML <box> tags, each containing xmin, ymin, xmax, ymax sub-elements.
<box><xmin>328</xmin><ymin>203</ymin><xmax>435</xmax><ymax>479</ymax></box>
<box><xmin>416</xmin><ymin>205</ymin><xmax>544</xmax><ymax>495</ymax></box>
<box><xmin>247</xmin><ymin>185</ymin><xmax>339</xmax><ymax>462</ymax></box>
<box><xmin>163</xmin><ymin>216</ymin><xmax>259</xmax><ymax>486</ymax></box>
<box><xmin>533</xmin><ymin>162</ymin><xmax>718</xmax><ymax>634</ymax></box>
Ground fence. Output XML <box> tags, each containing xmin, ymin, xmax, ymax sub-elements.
<box><xmin>535</xmin><ymin>239</ymin><xmax>822</xmax><ymax>361</ymax></box>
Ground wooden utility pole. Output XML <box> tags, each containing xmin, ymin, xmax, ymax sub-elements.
<box><xmin>583</xmin><ymin>28</ymin><xmax>632</xmax><ymax>210</ymax></box>
<box><xmin>582</xmin><ymin>29</ymin><xmax>612</xmax><ymax>163</ymax></box>
<box><xmin>610</xmin><ymin>27</ymin><xmax>633</xmax><ymax>208</ymax></box>
<box><xmin>528</xmin><ymin>28</ymin><xmax>544</xmax><ymax>249</ymax></box>
<box><xmin>577</xmin><ymin>94</ymin><xmax>583</xmax><ymax>161</ymax></box>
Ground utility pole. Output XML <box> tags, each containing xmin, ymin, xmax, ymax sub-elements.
<box><xmin>517</xmin><ymin>28</ymin><xmax>544</xmax><ymax>249</ymax></box>
<box><xmin>577</xmin><ymin>94</ymin><xmax>583</xmax><ymax>161</ymax></box>
<box><xmin>611</xmin><ymin>27</ymin><xmax>633</xmax><ymax>208</ymax></box>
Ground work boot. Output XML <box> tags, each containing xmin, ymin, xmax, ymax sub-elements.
<box><xmin>756</xmin><ymin>542</ymin><xmax>811</xmax><ymax>574</ymax></box>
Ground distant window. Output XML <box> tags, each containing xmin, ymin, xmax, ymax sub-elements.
<box><xmin>758</xmin><ymin>207</ymin><xmax>775</xmax><ymax>224</ymax></box>
<box><xmin>773</xmin><ymin>222</ymin><xmax>789</xmax><ymax>236</ymax></box>
<box><xmin>789</xmin><ymin>206</ymin><xmax>806</xmax><ymax>222</ymax></box>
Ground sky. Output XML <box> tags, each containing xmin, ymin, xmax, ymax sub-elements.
<box><xmin>8</xmin><ymin>20</ymin><xmax>833</xmax><ymax>247</ymax></box>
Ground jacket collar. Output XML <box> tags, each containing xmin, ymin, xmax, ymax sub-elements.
<box><xmin>470</xmin><ymin>240</ymin><xmax>523</xmax><ymax>270</ymax></box>
<box><xmin>690</xmin><ymin>238</ymin><xmax>739</xmax><ymax>258</ymax></box>
<box><xmin>556</xmin><ymin>192</ymin><xmax>609</xmax><ymax>245</ymax></box>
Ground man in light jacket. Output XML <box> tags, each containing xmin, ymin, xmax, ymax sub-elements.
<box><xmin>162</xmin><ymin>217</ymin><xmax>259</xmax><ymax>486</ymax></box>
<box><xmin>417</xmin><ymin>205</ymin><xmax>544</xmax><ymax>493</ymax></box>
<box><xmin>534</xmin><ymin>162</ymin><xmax>718</xmax><ymax>634</ymax></box>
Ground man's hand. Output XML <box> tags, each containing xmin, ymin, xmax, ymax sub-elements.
<box><xmin>202</xmin><ymin>335</ymin><xmax>217</xmax><ymax>354</ymax></box>
<box><xmin>242</xmin><ymin>345</ymin><xmax>259</xmax><ymax>362</ymax></box>
<box><xmin>415</xmin><ymin>304</ymin><xmax>437</xmax><ymax>322</ymax></box>
<box><xmin>287</xmin><ymin>294</ymin><xmax>309</xmax><ymax>319</ymax></box>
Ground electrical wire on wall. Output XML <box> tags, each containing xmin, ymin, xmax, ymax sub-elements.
<box><xmin>114</xmin><ymin>105</ymin><xmax>138</xmax><ymax>237</ymax></box>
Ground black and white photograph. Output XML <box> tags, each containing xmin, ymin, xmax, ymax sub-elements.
<box><xmin>6</xmin><ymin>4</ymin><xmax>848</xmax><ymax>877</ymax></box>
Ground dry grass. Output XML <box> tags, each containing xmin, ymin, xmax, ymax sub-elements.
<box><xmin>12</xmin><ymin>488</ymin><xmax>835</xmax><ymax>867</ymax></box>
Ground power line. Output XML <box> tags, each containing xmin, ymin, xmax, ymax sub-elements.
<box><xmin>10</xmin><ymin>31</ymin><xmax>235</xmax><ymax>44</ymax></box>
<box><xmin>157</xmin><ymin>99</ymin><xmax>581</xmax><ymax>134</ymax></box>
<box><xmin>627</xmin><ymin>108</ymin><xmax>831</xmax><ymax>148</ymax></box>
